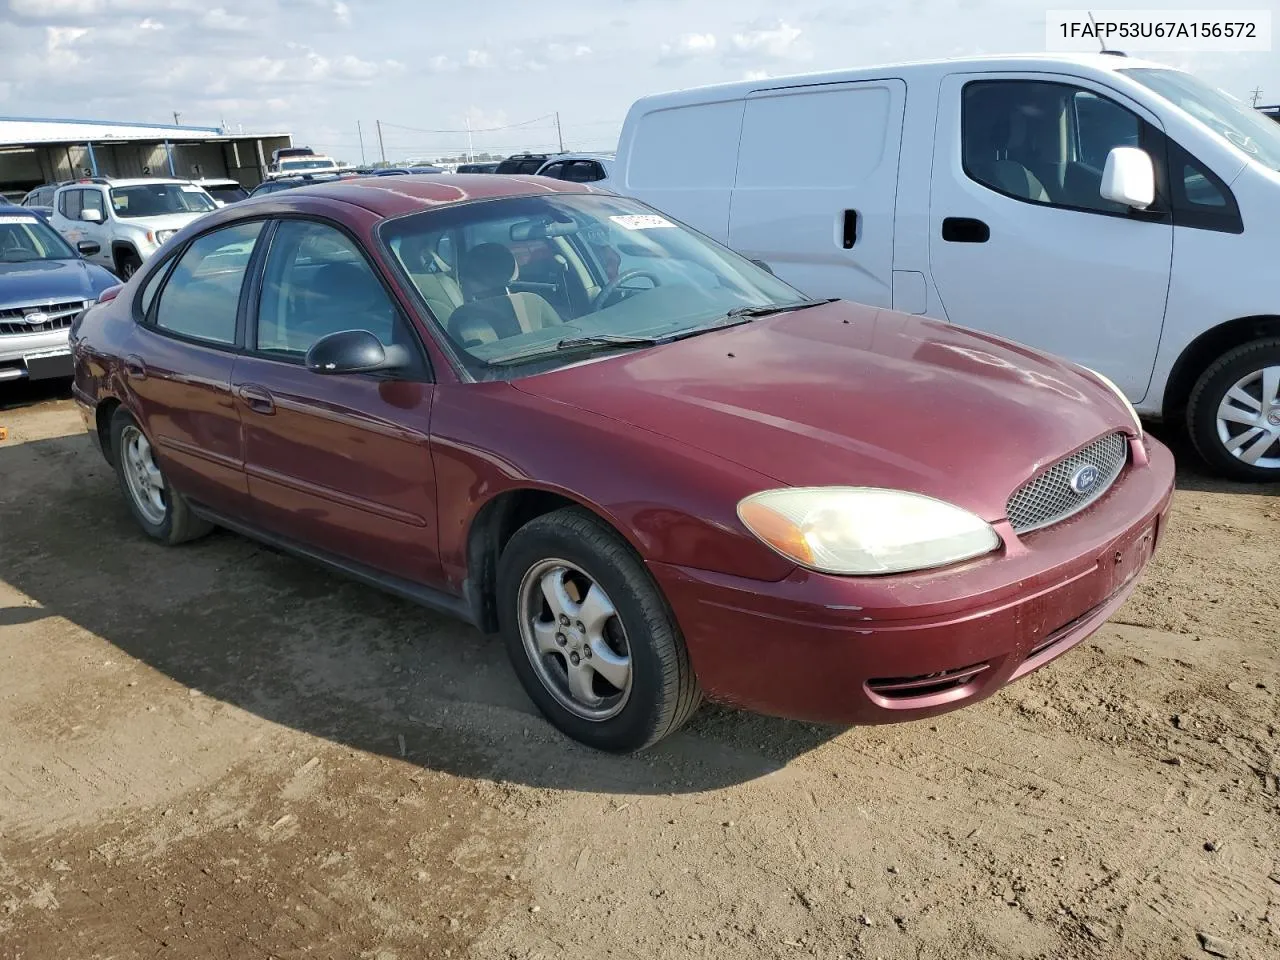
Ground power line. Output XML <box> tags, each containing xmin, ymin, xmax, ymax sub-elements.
<box><xmin>380</xmin><ymin>114</ymin><xmax>555</xmax><ymax>135</ymax></box>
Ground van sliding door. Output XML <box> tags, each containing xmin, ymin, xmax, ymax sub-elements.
<box><xmin>727</xmin><ymin>79</ymin><xmax>906</xmax><ymax>308</ymax></box>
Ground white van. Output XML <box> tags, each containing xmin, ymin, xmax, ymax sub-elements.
<box><xmin>614</xmin><ymin>54</ymin><xmax>1280</xmax><ymax>481</ymax></box>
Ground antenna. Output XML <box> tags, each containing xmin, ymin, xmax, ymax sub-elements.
<box><xmin>1250</xmin><ymin>86</ymin><xmax>1264</xmax><ymax>107</ymax></box>
<box><xmin>1089</xmin><ymin>11</ymin><xmax>1108</xmax><ymax>53</ymax></box>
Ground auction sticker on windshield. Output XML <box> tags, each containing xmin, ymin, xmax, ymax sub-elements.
<box><xmin>609</xmin><ymin>215</ymin><xmax>676</xmax><ymax>230</ymax></box>
<box><xmin>0</xmin><ymin>215</ymin><xmax>38</xmax><ymax>224</ymax></box>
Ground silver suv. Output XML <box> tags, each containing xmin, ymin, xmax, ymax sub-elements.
<box><xmin>49</xmin><ymin>178</ymin><xmax>217</xmax><ymax>279</ymax></box>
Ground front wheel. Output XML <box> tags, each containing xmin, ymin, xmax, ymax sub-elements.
<box><xmin>116</xmin><ymin>250</ymin><xmax>142</xmax><ymax>280</ymax></box>
<box><xmin>496</xmin><ymin>507</ymin><xmax>700</xmax><ymax>752</ymax></box>
<box><xmin>1187</xmin><ymin>339</ymin><xmax>1280</xmax><ymax>482</ymax></box>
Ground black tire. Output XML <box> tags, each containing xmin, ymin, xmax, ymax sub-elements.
<box><xmin>1187</xmin><ymin>338</ymin><xmax>1280</xmax><ymax>483</ymax></box>
<box><xmin>109</xmin><ymin>408</ymin><xmax>213</xmax><ymax>545</ymax></box>
<box><xmin>496</xmin><ymin>507</ymin><xmax>700</xmax><ymax>752</ymax></box>
<box><xmin>116</xmin><ymin>249</ymin><xmax>142</xmax><ymax>280</ymax></box>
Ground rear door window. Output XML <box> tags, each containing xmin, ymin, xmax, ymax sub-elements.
<box><xmin>152</xmin><ymin>221</ymin><xmax>264</xmax><ymax>344</ymax></box>
<box><xmin>59</xmin><ymin>190</ymin><xmax>82</xmax><ymax>220</ymax></box>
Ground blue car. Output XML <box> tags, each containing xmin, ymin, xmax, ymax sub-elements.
<box><xmin>1</xmin><ymin>207</ymin><xmax>120</xmax><ymax>384</ymax></box>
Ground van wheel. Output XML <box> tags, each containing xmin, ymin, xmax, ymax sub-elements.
<box><xmin>1187</xmin><ymin>339</ymin><xmax>1280</xmax><ymax>482</ymax></box>
<box><xmin>109</xmin><ymin>408</ymin><xmax>213</xmax><ymax>544</ymax></box>
<box><xmin>496</xmin><ymin>507</ymin><xmax>700</xmax><ymax>752</ymax></box>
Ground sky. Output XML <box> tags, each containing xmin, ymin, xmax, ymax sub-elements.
<box><xmin>2</xmin><ymin>0</ymin><xmax>1278</xmax><ymax>164</ymax></box>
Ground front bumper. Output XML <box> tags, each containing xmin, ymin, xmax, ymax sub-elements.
<box><xmin>651</xmin><ymin>435</ymin><xmax>1176</xmax><ymax>726</ymax></box>
<box><xmin>0</xmin><ymin>329</ymin><xmax>72</xmax><ymax>382</ymax></box>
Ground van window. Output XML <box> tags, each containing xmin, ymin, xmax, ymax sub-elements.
<box><xmin>962</xmin><ymin>80</ymin><xmax>1148</xmax><ymax>216</ymax></box>
<box><xmin>737</xmin><ymin>85</ymin><xmax>892</xmax><ymax>188</ymax></box>
<box><xmin>627</xmin><ymin>101</ymin><xmax>744</xmax><ymax>188</ymax></box>
<box><xmin>1168</xmin><ymin>141</ymin><xmax>1242</xmax><ymax>233</ymax></box>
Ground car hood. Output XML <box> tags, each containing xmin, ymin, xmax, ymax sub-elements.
<box><xmin>512</xmin><ymin>302</ymin><xmax>1135</xmax><ymax>522</ymax></box>
<box><xmin>118</xmin><ymin>211</ymin><xmax>211</xmax><ymax>232</ymax></box>
<box><xmin>0</xmin><ymin>258</ymin><xmax>119</xmax><ymax>308</ymax></box>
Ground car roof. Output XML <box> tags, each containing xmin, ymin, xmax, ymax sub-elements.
<box><xmin>58</xmin><ymin>177</ymin><xmax>194</xmax><ymax>189</ymax></box>
<box><xmin>265</xmin><ymin>174</ymin><xmax>607</xmax><ymax>218</ymax></box>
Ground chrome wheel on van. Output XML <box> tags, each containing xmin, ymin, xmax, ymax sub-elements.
<box><xmin>1215</xmin><ymin>365</ymin><xmax>1280</xmax><ymax>470</ymax></box>
<box><xmin>1188</xmin><ymin>339</ymin><xmax>1280</xmax><ymax>483</ymax></box>
<box><xmin>120</xmin><ymin>424</ymin><xmax>167</xmax><ymax>525</ymax></box>
<box><xmin>517</xmin><ymin>558</ymin><xmax>633</xmax><ymax>721</ymax></box>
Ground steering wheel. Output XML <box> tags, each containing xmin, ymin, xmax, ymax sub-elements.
<box><xmin>592</xmin><ymin>269</ymin><xmax>663</xmax><ymax>310</ymax></box>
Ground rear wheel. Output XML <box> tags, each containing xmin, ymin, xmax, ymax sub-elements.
<box><xmin>496</xmin><ymin>507</ymin><xmax>700</xmax><ymax>752</ymax></box>
<box><xmin>110</xmin><ymin>409</ymin><xmax>212</xmax><ymax>545</ymax></box>
<box><xmin>1187</xmin><ymin>339</ymin><xmax>1280</xmax><ymax>482</ymax></box>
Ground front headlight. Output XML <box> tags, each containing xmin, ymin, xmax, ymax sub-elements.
<box><xmin>737</xmin><ymin>487</ymin><xmax>1001</xmax><ymax>576</ymax></box>
<box><xmin>155</xmin><ymin>229</ymin><xmax>177</xmax><ymax>245</ymax></box>
<box><xmin>1081</xmin><ymin>366</ymin><xmax>1142</xmax><ymax>438</ymax></box>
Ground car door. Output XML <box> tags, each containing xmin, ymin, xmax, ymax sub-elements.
<box><xmin>928</xmin><ymin>73</ymin><xmax>1173</xmax><ymax>402</ymax></box>
<box><xmin>232</xmin><ymin>217</ymin><xmax>442</xmax><ymax>585</ymax></box>
<box><xmin>125</xmin><ymin>220</ymin><xmax>266</xmax><ymax>518</ymax></box>
<box><xmin>77</xmin><ymin>188</ymin><xmax>111</xmax><ymax>268</ymax></box>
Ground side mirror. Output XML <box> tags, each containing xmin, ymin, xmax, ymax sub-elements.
<box><xmin>77</xmin><ymin>240</ymin><xmax>101</xmax><ymax>256</ymax></box>
<box><xmin>751</xmin><ymin>258</ymin><xmax>775</xmax><ymax>276</ymax></box>
<box><xmin>304</xmin><ymin>329</ymin><xmax>410</xmax><ymax>376</ymax></box>
<box><xmin>1100</xmin><ymin>146</ymin><xmax>1155</xmax><ymax>210</ymax></box>
<box><xmin>79</xmin><ymin>207</ymin><xmax>104</xmax><ymax>224</ymax></box>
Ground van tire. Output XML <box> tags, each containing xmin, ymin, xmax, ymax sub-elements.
<box><xmin>1186</xmin><ymin>338</ymin><xmax>1280</xmax><ymax>482</ymax></box>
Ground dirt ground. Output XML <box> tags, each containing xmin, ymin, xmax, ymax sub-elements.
<box><xmin>1</xmin><ymin>380</ymin><xmax>1277</xmax><ymax>960</ymax></box>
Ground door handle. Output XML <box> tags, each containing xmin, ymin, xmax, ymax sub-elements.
<box><xmin>941</xmin><ymin>217</ymin><xmax>990</xmax><ymax>243</ymax></box>
<box><xmin>841</xmin><ymin>209</ymin><xmax>859</xmax><ymax>249</ymax></box>
<box><xmin>124</xmin><ymin>355</ymin><xmax>147</xmax><ymax>380</ymax></box>
<box><xmin>236</xmin><ymin>383</ymin><xmax>276</xmax><ymax>415</ymax></box>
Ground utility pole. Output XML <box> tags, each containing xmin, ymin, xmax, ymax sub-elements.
<box><xmin>555</xmin><ymin>111</ymin><xmax>564</xmax><ymax>152</ymax></box>
<box><xmin>466</xmin><ymin>116</ymin><xmax>474</xmax><ymax>162</ymax></box>
<box><xmin>173</xmin><ymin>111</ymin><xmax>182</xmax><ymax>126</ymax></box>
<box><xmin>1250</xmin><ymin>86</ymin><xmax>1263</xmax><ymax>107</ymax></box>
<box><xmin>357</xmin><ymin>121</ymin><xmax>366</xmax><ymax>165</ymax></box>
<box><xmin>376</xmin><ymin>119</ymin><xmax>386</xmax><ymax>164</ymax></box>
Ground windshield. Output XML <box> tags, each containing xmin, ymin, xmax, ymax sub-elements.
<box><xmin>0</xmin><ymin>213</ymin><xmax>77</xmax><ymax>261</ymax></box>
<box><xmin>281</xmin><ymin>159</ymin><xmax>335</xmax><ymax>171</ymax></box>
<box><xmin>1123</xmin><ymin>67</ymin><xmax>1280</xmax><ymax>171</ymax></box>
<box><xmin>381</xmin><ymin>193</ymin><xmax>808</xmax><ymax>375</ymax></box>
<box><xmin>110</xmin><ymin>183</ymin><xmax>216</xmax><ymax>219</ymax></box>
<box><xmin>206</xmin><ymin>185</ymin><xmax>249</xmax><ymax>203</ymax></box>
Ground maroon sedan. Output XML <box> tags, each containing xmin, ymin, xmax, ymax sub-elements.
<box><xmin>69</xmin><ymin>175</ymin><xmax>1175</xmax><ymax>752</ymax></box>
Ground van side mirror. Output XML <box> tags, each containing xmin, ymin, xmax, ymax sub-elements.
<box><xmin>79</xmin><ymin>207</ymin><xmax>104</xmax><ymax>224</ymax></box>
<box><xmin>1100</xmin><ymin>147</ymin><xmax>1155</xmax><ymax>210</ymax></box>
<box><xmin>304</xmin><ymin>329</ymin><xmax>410</xmax><ymax>375</ymax></box>
<box><xmin>77</xmin><ymin>240</ymin><xmax>101</xmax><ymax>256</ymax></box>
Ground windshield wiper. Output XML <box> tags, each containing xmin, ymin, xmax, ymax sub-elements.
<box><xmin>490</xmin><ymin>334</ymin><xmax>663</xmax><ymax>366</ymax></box>
<box><xmin>724</xmin><ymin>297</ymin><xmax>840</xmax><ymax>320</ymax></box>
<box><xmin>554</xmin><ymin>333</ymin><xmax>664</xmax><ymax>350</ymax></box>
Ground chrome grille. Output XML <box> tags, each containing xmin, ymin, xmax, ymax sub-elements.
<box><xmin>0</xmin><ymin>300</ymin><xmax>89</xmax><ymax>336</ymax></box>
<box><xmin>1006</xmin><ymin>432</ymin><xmax>1128</xmax><ymax>534</ymax></box>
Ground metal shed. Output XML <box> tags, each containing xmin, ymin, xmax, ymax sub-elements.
<box><xmin>0</xmin><ymin>116</ymin><xmax>293</xmax><ymax>199</ymax></box>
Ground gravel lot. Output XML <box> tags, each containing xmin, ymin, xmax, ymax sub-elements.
<box><xmin>2</xmin><ymin>380</ymin><xmax>1277</xmax><ymax>960</ymax></box>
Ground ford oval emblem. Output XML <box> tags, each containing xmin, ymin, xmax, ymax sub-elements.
<box><xmin>1070</xmin><ymin>464</ymin><xmax>1101</xmax><ymax>495</ymax></box>
<box><xmin>24</xmin><ymin>312</ymin><xmax>49</xmax><ymax>326</ymax></box>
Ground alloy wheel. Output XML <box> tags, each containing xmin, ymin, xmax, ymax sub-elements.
<box><xmin>1215</xmin><ymin>365</ymin><xmax>1280</xmax><ymax>470</ymax></box>
<box><xmin>120</xmin><ymin>424</ymin><xmax>167</xmax><ymax>525</ymax></box>
<box><xmin>517</xmin><ymin>558</ymin><xmax>633</xmax><ymax>722</ymax></box>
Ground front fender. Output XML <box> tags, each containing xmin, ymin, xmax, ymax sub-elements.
<box><xmin>429</xmin><ymin>381</ymin><xmax>796</xmax><ymax>591</ymax></box>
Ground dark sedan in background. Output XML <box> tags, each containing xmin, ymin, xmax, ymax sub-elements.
<box><xmin>69</xmin><ymin>176</ymin><xmax>1174</xmax><ymax>752</ymax></box>
<box><xmin>1</xmin><ymin>208</ymin><xmax>119</xmax><ymax>383</ymax></box>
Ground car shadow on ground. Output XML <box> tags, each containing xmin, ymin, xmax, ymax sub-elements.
<box><xmin>0</xmin><ymin>430</ymin><xmax>843</xmax><ymax>797</ymax></box>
